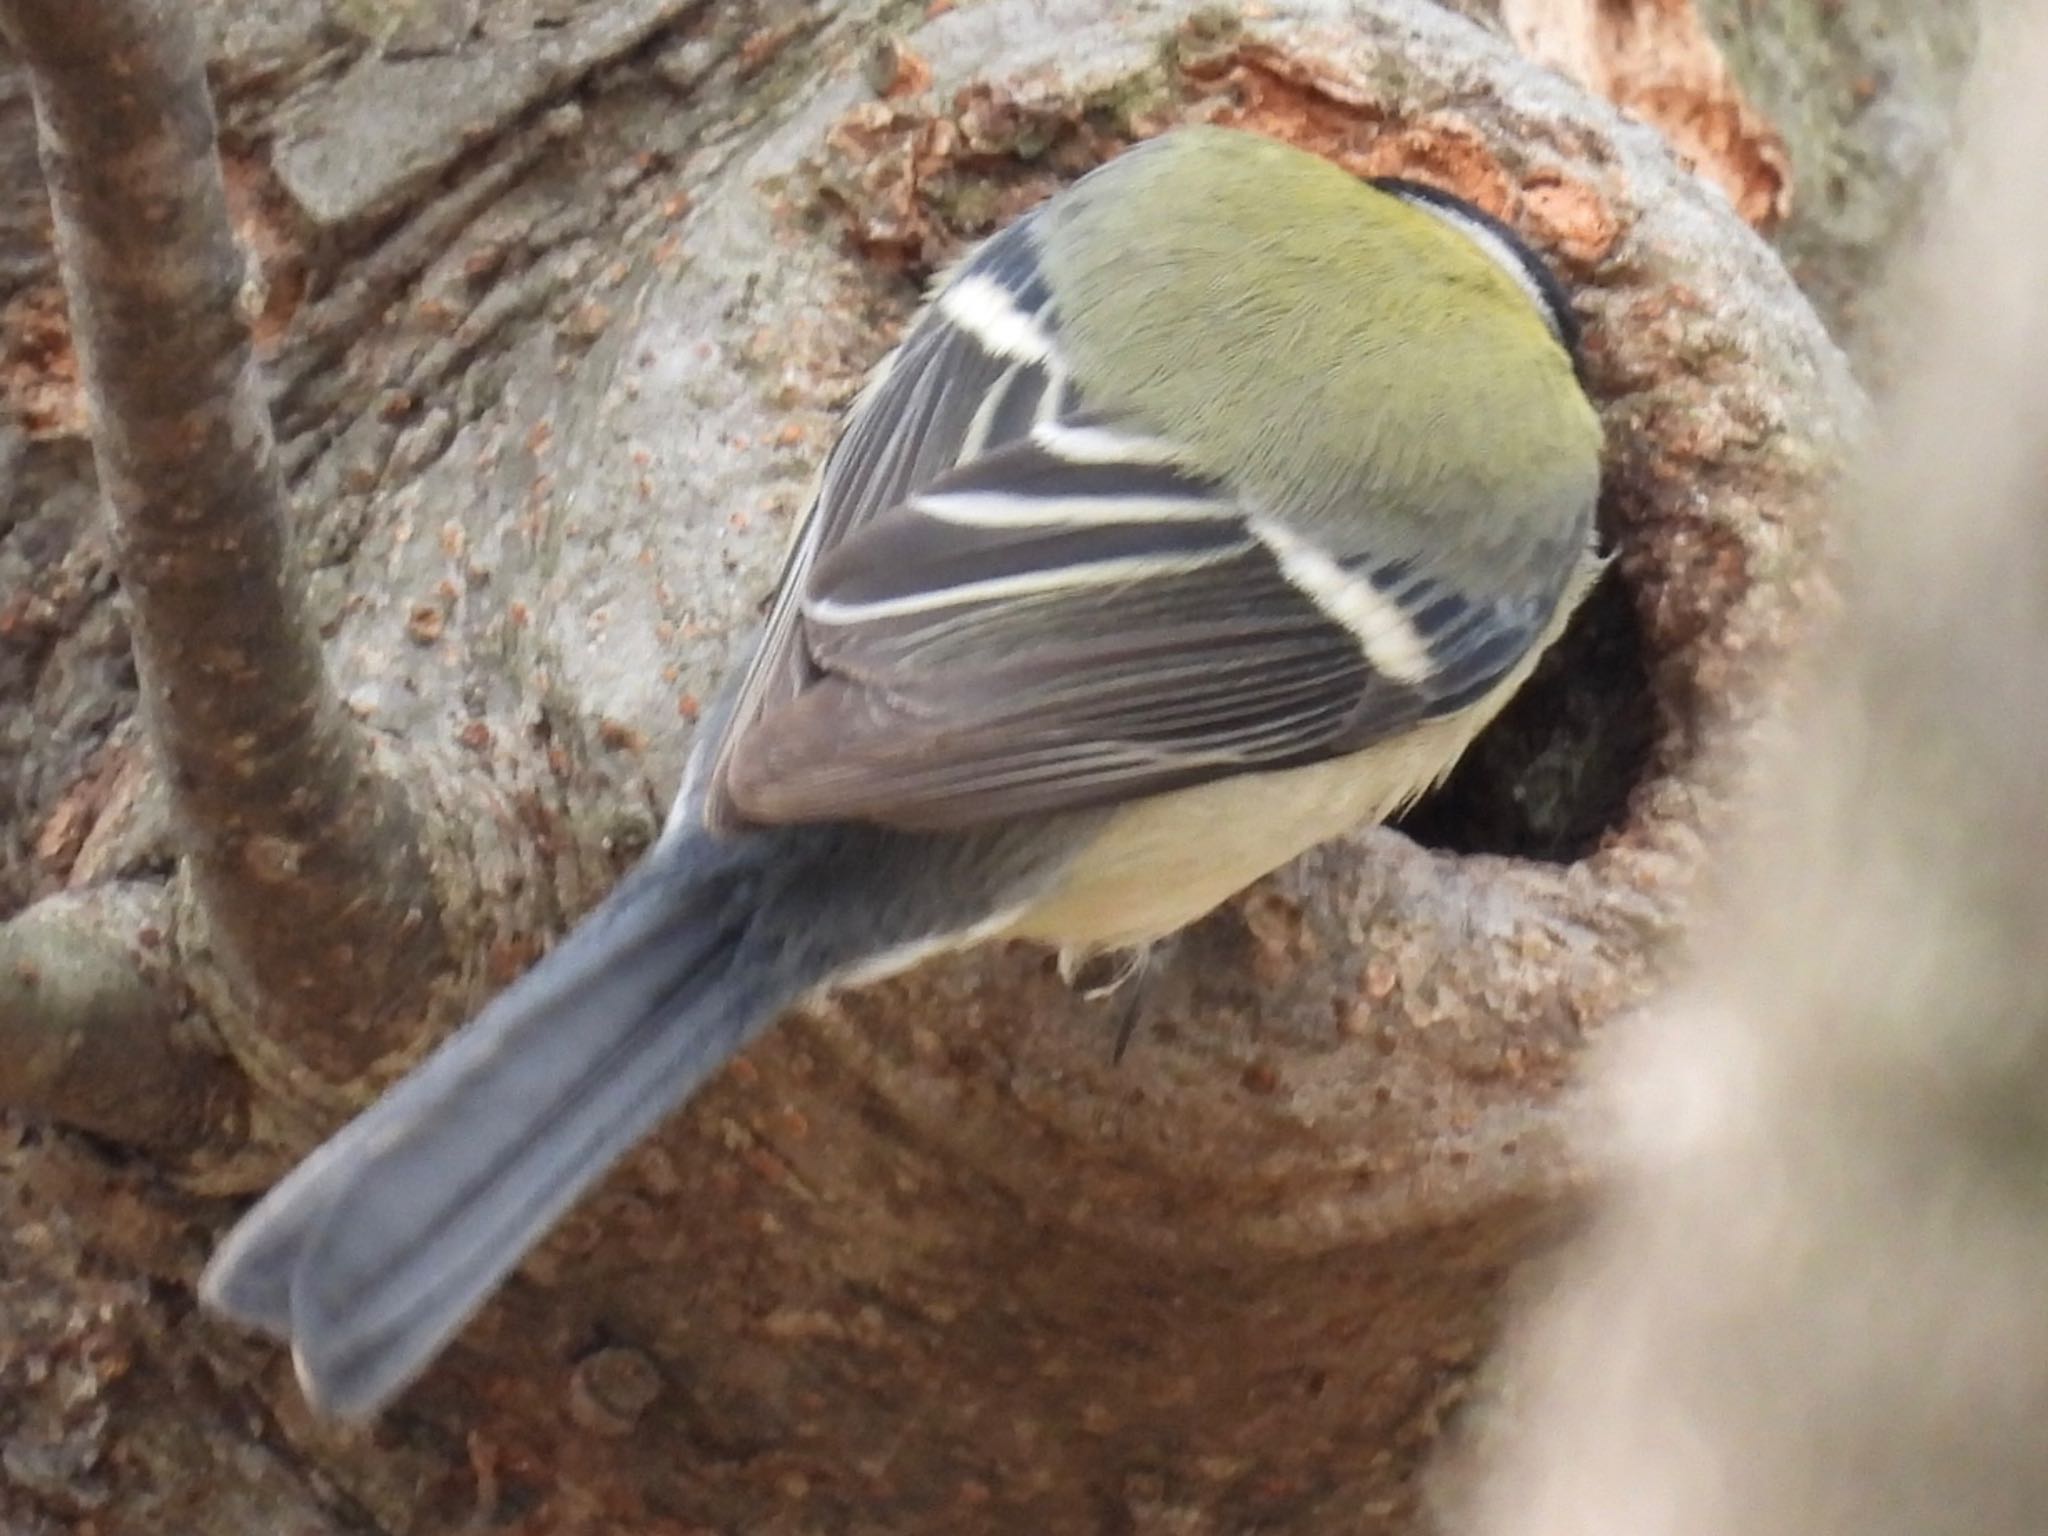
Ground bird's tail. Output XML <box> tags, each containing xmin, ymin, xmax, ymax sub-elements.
<box><xmin>200</xmin><ymin>825</ymin><xmax>871</xmax><ymax>1420</ymax></box>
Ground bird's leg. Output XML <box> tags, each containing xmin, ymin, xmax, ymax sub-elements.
<box><xmin>1057</xmin><ymin>940</ymin><xmax>1175</xmax><ymax>1062</ymax></box>
<box><xmin>1057</xmin><ymin>943</ymin><xmax>1147</xmax><ymax>999</ymax></box>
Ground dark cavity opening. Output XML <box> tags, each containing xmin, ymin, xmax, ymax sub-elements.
<box><xmin>1394</xmin><ymin>565</ymin><xmax>1654</xmax><ymax>864</ymax></box>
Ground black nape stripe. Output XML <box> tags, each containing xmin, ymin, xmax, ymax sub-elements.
<box><xmin>1365</xmin><ymin>175</ymin><xmax>1585</xmax><ymax>374</ymax></box>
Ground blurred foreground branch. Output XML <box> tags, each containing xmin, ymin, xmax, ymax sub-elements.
<box><xmin>1461</xmin><ymin>11</ymin><xmax>2048</xmax><ymax>1533</ymax></box>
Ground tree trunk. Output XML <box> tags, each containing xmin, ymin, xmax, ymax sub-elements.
<box><xmin>0</xmin><ymin>1</ymin><xmax>1915</xmax><ymax>1531</ymax></box>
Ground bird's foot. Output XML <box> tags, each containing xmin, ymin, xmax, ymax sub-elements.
<box><xmin>1057</xmin><ymin>943</ymin><xmax>1150</xmax><ymax>999</ymax></box>
<box><xmin>1056</xmin><ymin>941</ymin><xmax>1171</xmax><ymax>1063</ymax></box>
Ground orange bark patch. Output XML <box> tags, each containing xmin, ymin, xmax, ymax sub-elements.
<box><xmin>1521</xmin><ymin>166</ymin><xmax>1624</xmax><ymax>267</ymax></box>
<box><xmin>815</xmin><ymin>87</ymin><xmax>1114</xmax><ymax>268</ymax></box>
<box><xmin>1501</xmin><ymin>0</ymin><xmax>1790</xmax><ymax>229</ymax></box>
<box><xmin>1</xmin><ymin>281</ymin><xmax>82</xmax><ymax>439</ymax></box>
<box><xmin>820</xmin><ymin>30</ymin><xmax>1625</xmax><ymax>278</ymax></box>
<box><xmin>1183</xmin><ymin>34</ymin><xmax>1621</xmax><ymax>268</ymax></box>
<box><xmin>819</xmin><ymin>87</ymin><xmax>1128</xmax><ymax>270</ymax></box>
<box><xmin>221</xmin><ymin>148</ymin><xmax>308</xmax><ymax>348</ymax></box>
<box><xmin>33</xmin><ymin>740</ymin><xmax>140</xmax><ymax>884</ymax></box>
<box><xmin>1</xmin><ymin>149</ymin><xmax>304</xmax><ymax>441</ymax></box>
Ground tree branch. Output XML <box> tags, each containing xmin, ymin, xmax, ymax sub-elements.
<box><xmin>0</xmin><ymin>883</ymin><xmax>243</xmax><ymax>1150</ymax></box>
<box><xmin>0</xmin><ymin>0</ymin><xmax>446</xmax><ymax>1065</ymax></box>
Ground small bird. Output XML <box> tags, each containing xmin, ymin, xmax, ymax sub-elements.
<box><xmin>201</xmin><ymin>125</ymin><xmax>1604</xmax><ymax>1419</ymax></box>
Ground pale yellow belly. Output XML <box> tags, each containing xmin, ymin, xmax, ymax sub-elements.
<box><xmin>997</xmin><ymin>551</ymin><xmax>1603</xmax><ymax>959</ymax></box>
<box><xmin>1000</xmin><ymin>700</ymin><xmax>1495</xmax><ymax>955</ymax></box>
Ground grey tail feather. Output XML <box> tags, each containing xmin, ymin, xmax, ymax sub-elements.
<box><xmin>199</xmin><ymin>826</ymin><xmax>858</xmax><ymax>1421</ymax></box>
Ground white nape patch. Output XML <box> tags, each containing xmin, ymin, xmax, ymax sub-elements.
<box><xmin>1253</xmin><ymin>518</ymin><xmax>1436</xmax><ymax>686</ymax></box>
<box><xmin>805</xmin><ymin>546</ymin><xmax>1250</xmax><ymax>624</ymax></box>
<box><xmin>1030</xmin><ymin>418</ymin><xmax>1184</xmax><ymax>467</ymax></box>
<box><xmin>910</xmin><ymin>488</ymin><xmax>1229</xmax><ymax>528</ymax></box>
<box><xmin>1403</xmin><ymin>199</ymin><xmax>1558</xmax><ymax>341</ymax></box>
<box><xmin>939</xmin><ymin>274</ymin><xmax>1057</xmax><ymax>363</ymax></box>
<box><xmin>822</xmin><ymin>901</ymin><xmax>1032</xmax><ymax>993</ymax></box>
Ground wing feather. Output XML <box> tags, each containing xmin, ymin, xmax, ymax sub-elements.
<box><xmin>700</xmin><ymin>200</ymin><xmax>1586</xmax><ymax>832</ymax></box>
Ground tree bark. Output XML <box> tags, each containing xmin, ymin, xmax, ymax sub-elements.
<box><xmin>0</xmin><ymin>882</ymin><xmax>241</xmax><ymax>1151</ymax></box>
<box><xmin>0</xmin><ymin>0</ymin><xmax>451</xmax><ymax>1082</ymax></box>
<box><xmin>0</xmin><ymin>1</ymin><xmax>1887</xmax><ymax>1531</ymax></box>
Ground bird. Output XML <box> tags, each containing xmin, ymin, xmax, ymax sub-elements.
<box><xmin>200</xmin><ymin>123</ymin><xmax>1605</xmax><ymax>1420</ymax></box>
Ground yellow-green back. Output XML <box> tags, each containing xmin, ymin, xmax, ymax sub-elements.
<box><xmin>1036</xmin><ymin>126</ymin><xmax>1599</xmax><ymax>582</ymax></box>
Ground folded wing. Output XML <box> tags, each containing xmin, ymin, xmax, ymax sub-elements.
<box><xmin>707</xmin><ymin>206</ymin><xmax>1565</xmax><ymax>832</ymax></box>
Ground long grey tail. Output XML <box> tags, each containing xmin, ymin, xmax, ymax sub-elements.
<box><xmin>199</xmin><ymin>825</ymin><xmax>874</xmax><ymax>1421</ymax></box>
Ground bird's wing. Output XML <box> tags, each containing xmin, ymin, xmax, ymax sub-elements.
<box><xmin>718</xmin><ymin>426</ymin><xmax>1563</xmax><ymax>828</ymax></box>
<box><xmin>704</xmin><ymin>206</ymin><xmax>1576</xmax><ymax>832</ymax></box>
<box><xmin>698</xmin><ymin>212</ymin><xmax>1071</xmax><ymax>827</ymax></box>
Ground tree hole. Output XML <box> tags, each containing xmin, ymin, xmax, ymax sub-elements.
<box><xmin>1394</xmin><ymin>563</ymin><xmax>1655</xmax><ymax>864</ymax></box>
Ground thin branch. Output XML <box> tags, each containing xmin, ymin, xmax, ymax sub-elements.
<box><xmin>0</xmin><ymin>0</ymin><xmax>446</xmax><ymax>1065</ymax></box>
<box><xmin>0</xmin><ymin>884</ymin><xmax>243</xmax><ymax>1150</ymax></box>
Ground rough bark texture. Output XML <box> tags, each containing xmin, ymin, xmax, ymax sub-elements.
<box><xmin>1694</xmin><ymin>0</ymin><xmax>1977</xmax><ymax>363</ymax></box>
<box><xmin>1452</xmin><ymin>0</ymin><xmax>1979</xmax><ymax>364</ymax></box>
<box><xmin>0</xmin><ymin>0</ymin><xmax>1905</xmax><ymax>1531</ymax></box>
<box><xmin>0</xmin><ymin>882</ymin><xmax>241</xmax><ymax>1152</ymax></box>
